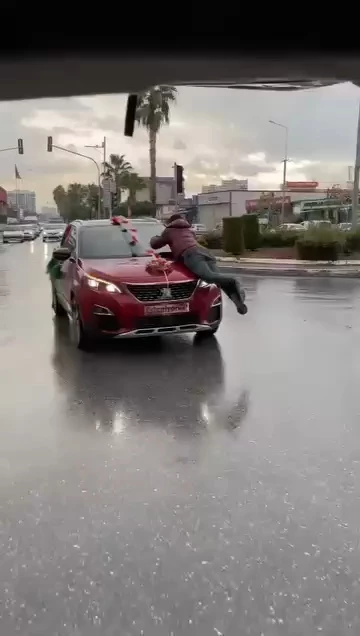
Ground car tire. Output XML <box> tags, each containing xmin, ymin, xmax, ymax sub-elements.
<box><xmin>3</xmin><ymin>240</ymin><xmax>7</xmax><ymax>244</ymax></box>
<box><xmin>52</xmin><ymin>286</ymin><xmax>66</xmax><ymax>317</ymax></box>
<box><xmin>71</xmin><ymin>302</ymin><xmax>93</xmax><ymax>351</ymax></box>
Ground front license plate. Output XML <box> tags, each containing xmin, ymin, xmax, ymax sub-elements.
<box><xmin>144</xmin><ymin>302</ymin><xmax>189</xmax><ymax>316</ymax></box>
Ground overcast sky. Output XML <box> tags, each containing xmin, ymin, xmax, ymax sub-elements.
<box><xmin>0</xmin><ymin>82</ymin><xmax>359</xmax><ymax>208</ymax></box>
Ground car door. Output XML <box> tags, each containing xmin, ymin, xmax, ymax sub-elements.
<box><xmin>56</xmin><ymin>225</ymin><xmax>77</xmax><ymax>312</ymax></box>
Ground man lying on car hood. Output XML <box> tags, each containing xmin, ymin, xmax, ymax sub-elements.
<box><xmin>150</xmin><ymin>215</ymin><xmax>248</xmax><ymax>315</ymax></box>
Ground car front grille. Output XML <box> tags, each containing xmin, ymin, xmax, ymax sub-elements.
<box><xmin>127</xmin><ymin>281</ymin><xmax>197</xmax><ymax>302</ymax></box>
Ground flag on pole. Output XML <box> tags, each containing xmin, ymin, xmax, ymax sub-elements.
<box><xmin>15</xmin><ymin>165</ymin><xmax>21</xmax><ymax>179</ymax></box>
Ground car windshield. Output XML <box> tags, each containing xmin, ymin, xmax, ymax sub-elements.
<box><xmin>79</xmin><ymin>225</ymin><xmax>149</xmax><ymax>259</ymax></box>
<box><xmin>132</xmin><ymin>221</ymin><xmax>171</xmax><ymax>253</ymax></box>
<box><xmin>44</xmin><ymin>224</ymin><xmax>65</xmax><ymax>230</ymax></box>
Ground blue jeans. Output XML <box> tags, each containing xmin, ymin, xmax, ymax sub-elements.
<box><xmin>181</xmin><ymin>247</ymin><xmax>246</xmax><ymax>309</ymax></box>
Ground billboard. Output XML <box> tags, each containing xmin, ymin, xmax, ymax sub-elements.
<box><xmin>246</xmin><ymin>195</ymin><xmax>291</xmax><ymax>212</ymax></box>
<box><xmin>286</xmin><ymin>181</ymin><xmax>318</xmax><ymax>190</ymax></box>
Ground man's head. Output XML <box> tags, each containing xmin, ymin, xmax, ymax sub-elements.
<box><xmin>166</xmin><ymin>213</ymin><xmax>184</xmax><ymax>225</ymax></box>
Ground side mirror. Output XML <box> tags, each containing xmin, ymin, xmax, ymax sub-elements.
<box><xmin>53</xmin><ymin>246</ymin><xmax>71</xmax><ymax>262</ymax></box>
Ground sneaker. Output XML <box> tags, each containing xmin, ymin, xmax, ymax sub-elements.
<box><xmin>237</xmin><ymin>302</ymin><xmax>248</xmax><ymax>315</ymax></box>
<box><xmin>230</xmin><ymin>293</ymin><xmax>248</xmax><ymax>315</ymax></box>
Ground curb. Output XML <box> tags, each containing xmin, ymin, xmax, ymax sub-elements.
<box><xmin>217</xmin><ymin>264</ymin><xmax>360</xmax><ymax>279</ymax></box>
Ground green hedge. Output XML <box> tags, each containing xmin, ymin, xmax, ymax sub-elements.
<box><xmin>241</xmin><ymin>214</ymin><xmax>260</xmax><ymax>250</ymax></box>
<box><xmin>296</xmin><ymin>228</ymin><xmax>344</xmax><ymax>261</ymax></box>
<box><xmin>344</xmin><ymin>229</ymin><xmax>360</xmax><ymax>253</ymax></box>
<box><xmin>261</xmin><ymin>230</ymin><xmax>300</xmax><ymax>248</ymax></box>
<box><xmin>199</xmin><ymin>230</ymin><xmax>223</xmax><ymax>250</ymax></box>
<box><xmin>223</xmin><ymin>217</ymin><xmax>245</xmax><ymax>255</ymax></box>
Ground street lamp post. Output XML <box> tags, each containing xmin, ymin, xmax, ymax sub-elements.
<box><xmin>269</xmin><ymin>120</ymin><xmax>289</xmax><ymax>223</ymax></box>
<box><xmin>52</xmin><ymin>143</ymin><xmax>101</xmax><ymax>219</ymax></box>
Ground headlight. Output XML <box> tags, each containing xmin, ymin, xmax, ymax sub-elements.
<box><xmin>85</xmin><ymin>275</ymin><xmax>121</xmax><ymax>293</ymax></box>
<box><xmin>198</xmin><ymin>280</ymin><xmax>211</xmax><ymax>288</ymax></box>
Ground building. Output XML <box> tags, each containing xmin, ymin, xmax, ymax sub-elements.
<box><xmin>0</xmin><ymin>186</ymin><xmax>7</xmax><ymax>219</ymax></box>
<box><xmin>7</xmin><ymin>190</ymin><xmax>36</xmax><ymax>214</ymax></box>
<box><xmin>40</xmin><ymin>206</ymin><xmax>59</xmax><ymax>220</ymax></box>
<box><xmin>196</xmin><ymin>187</ymin><xmax>336</xmax><ymax>230</ymax></box>
<box><xmin>135</xmin><ymin>176</ymin><xmax>178</xmax><ymax>207</ymax></box>
<box><xmin>201</xmin><ymin>179</ymin><xmax>248</xmax><ymax>193</ymax></box>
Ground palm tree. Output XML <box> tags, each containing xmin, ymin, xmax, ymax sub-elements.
<box><xmin>135</xmin><ymin>86</ymin><xmax>177</xmax><ymax>206</ymax></box>
<box><xmin>121</xmin><ymin>172</ymin><xmax>146</xmax><ymax>206</ymax></box>
<box><xmin>86</xmin><ymin>183</ymin><xmax>100</xmax><ymax>219</ymax></box>
<box><xmin>101</xmin><ymin>154</ymin><xmax>132</xmax><ymax>203</ymax></box>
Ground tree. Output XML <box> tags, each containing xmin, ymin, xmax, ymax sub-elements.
<box><xmin>135</xmin><ymin>85</ymin><xmax>177</xmax><ymax>206</ymax></box>
<box><xmin>52</xmin><ymin>182</ymin><xmax>100</xmax><ymax>221</ymax></box>
<box><xmin>86</xmin><ymin>183</ymin><xmax>101</xmax><ymax>218</ymax></box>
<box><xmin>101</xmin><ymin>154</ymin><xmax>132</xmax><ymax>203</ymax></box>
<box><xmin>53</xmin><ymin>185</ymin><xmax>68</xmax><ymax>218</ymax></box>
<box><xmin>121</xmin><ymin>172</ymin><xmax>146</xmax><ymax>206</ymax></box>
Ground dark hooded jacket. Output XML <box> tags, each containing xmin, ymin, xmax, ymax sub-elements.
<box><xmin>150</xmin><ymin>217</ymin><xmax>198</xmax><ymax>260</ymax></box>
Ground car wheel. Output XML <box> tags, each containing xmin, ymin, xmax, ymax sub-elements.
<box><xmin>52</xmin><ymin>286</ymin><xmax>66</xmax><ymax>317</ymax></box>
<box><xmin>3</xmin><ymin>240</ymin><xmax>7</xmax><ymax>244</ymax></box>
<box><xmin>71</xmin><ymin>302</ymin><xmax>93</xmax><ymax>350</ymax></box>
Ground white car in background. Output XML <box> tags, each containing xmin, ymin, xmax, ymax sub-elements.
<box><xmin>3</xmin><ymin>227</ymin><xmax>25</xmax><ymax>243</ymax></box>
<box><xmin>191</xmin><ymin>223</ymin><xmax>207</xmax><ymax>235</ymax></box>
<box><xmin>42</xmin><ymin>223</ymin><xmax>67</xmax><ymax>242</ymax></box>
<box><xmin>278</xmin><ymin>223</ymin><xmax>304</xmax><ymax>232</ymax></box>
<box><xmin>18</xmin><ymin>225</ymin><xmax>36</xmax><ymax>241</ymax></box>
<box><xmin>300</xmin><ymin>220</ymin><xmax>332</xmax><ymax>230</ymax></box>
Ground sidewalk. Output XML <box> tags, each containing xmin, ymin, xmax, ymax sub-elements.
<box><xmin>216</xmin><ymin>257</ymin><xmax>360</xmax><ymax>278</ymax></box>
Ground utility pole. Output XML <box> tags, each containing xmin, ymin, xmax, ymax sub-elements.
<box><xmin>269</xmin><ymin>120</ymin><xmax>289</xmax><ymax>224</ymax></box>
<box><xmin>352</xmin><ymin>104</ymin><xmax>360</xmax><ymax>229</ymax></box>
<box><xmin>173</xmin><ymin>163</ymin><xmax>178</xmax><ymax>214</ymax></box>
<box><xmin>85</xmin><ymin>137</ymin><xmax>107</xmax><ymax>217</ymax></box>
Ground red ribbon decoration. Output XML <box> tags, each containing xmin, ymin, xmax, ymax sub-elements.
<box><xmin>146</xmin><ymin>256</ymin><xmax>173</xmax><ymax>274</ymax></box>
<box><xmin>112</xmin><ymin>216</ymin><xmax>129</xmax><ymax>225</ymax></box>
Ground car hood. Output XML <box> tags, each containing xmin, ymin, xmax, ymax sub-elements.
<box><xmin>81</xmin><ymin>257</ymin><xmax>196</xmax><ymax>284</ymax></box>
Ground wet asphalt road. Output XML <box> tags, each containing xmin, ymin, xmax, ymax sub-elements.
<box><xmin>1</xmin><ymin>241</ymin><xmax>360</xmax><ymax>635</ymax></box>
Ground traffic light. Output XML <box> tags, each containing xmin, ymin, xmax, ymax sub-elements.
<box><xmin>176</xmin><ymin>164</ymin><xmax>184</xmax><ymax>194</ymax></box>
<box><xmin>47</xmin><ymin>136</ymin><xmax>53</xmax><ymax>152</ymax></box>
<box><xmin>111</xmin><ymin>190</ymin><xmax>118</xmax><ymax>211</ymax></box>
<box><xmin>17</xmin><ymin>139</ymin><xmax>23</xmax><ymax>155</ymax></box>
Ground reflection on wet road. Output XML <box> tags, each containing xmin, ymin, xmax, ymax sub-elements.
<box><xmin>1</xmin><ymin>241</ymin><xmax>360</xmax><ymax>634</ymax></box>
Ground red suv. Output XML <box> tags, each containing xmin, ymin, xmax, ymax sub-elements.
<box><xmin>49</xmin><ymin>219</ymin><xmax>222</xmax><ymax>349</ymax></box>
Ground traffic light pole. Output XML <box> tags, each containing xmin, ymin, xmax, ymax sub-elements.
<box><xmin>51</xmin><ymin>144</ymin><xmax>101</xmax><ymax>219</ymax></box>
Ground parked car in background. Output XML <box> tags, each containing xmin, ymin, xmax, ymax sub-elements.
<box><xmin>49</xmin><ymin>219</ymin><xmax>222</xmax><ymax>349</ymax></box>
<box><xmin>338</xmin><ymin>223</ymin><xmax>352</xmax><ymax>232</ymax></box>
<box><xmin>300</xmin><ymin>220</ymin><xmax>332</xmax><ymax>231</ymax></box>
<box><xmin>17</xmin><ymin>225</ymin><xmax>36</xmax><ymax>241</ymax></box>
<box><xmin>191</xmin><ymin>223</ymin><xmax>207</xmax><ymax>236</ymax></box>
<box><xmin>3</xmin><ymin>227</ymin><xmax>25</xmax><ymax>243</ymax></box>
<box><xmin>43</xmin><ymin>223</ymin><xmax>67</xmax><ymax>242</ymax></box>
<box><xmin>278</xmin><ymin>223</ymin><xmax>304</xmax><ymax>232</ymax></box>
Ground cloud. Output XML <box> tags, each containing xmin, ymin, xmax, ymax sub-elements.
<box><xmin>0</xmin><ymin>83</ymin><xmax>359</xmax><ymax>207</ymax></box>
